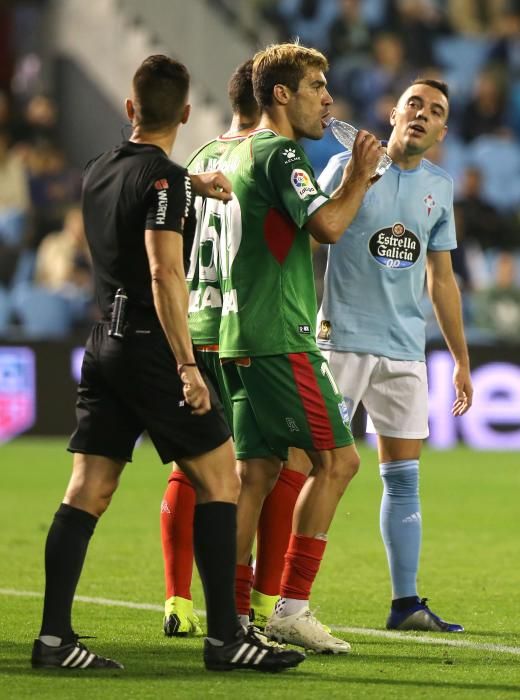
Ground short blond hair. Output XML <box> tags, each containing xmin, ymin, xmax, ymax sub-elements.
<box><xmin>252</xmin><ymin>42</ymin><xmax>328</xmax><ymax>110</ymax></box>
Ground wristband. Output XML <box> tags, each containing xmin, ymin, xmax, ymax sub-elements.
<box><xmin>177</xmin><ymin>362</ymin><xmax>197</xmax><ymax>375</ymax></box>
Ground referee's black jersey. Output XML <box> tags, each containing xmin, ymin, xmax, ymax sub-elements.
<box><xmin>82</xmin><ymin>141</ymin><xmax>194</xmax><ymax>317</ymax></box>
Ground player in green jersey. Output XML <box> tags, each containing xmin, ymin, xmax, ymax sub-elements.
<box><xmin>215</xmin><ymin>42</ymin><xmax>385</xmax><ymax>653</ymax></box>
<box><xmin>160</xmin><ymin>60</ymin><xmax>259</xmax><ymax>637</ymax></box>
<box><xmin>160</xmin><ymin>60</ymin><xmax>313</xmax><ymax>640</ymax></box>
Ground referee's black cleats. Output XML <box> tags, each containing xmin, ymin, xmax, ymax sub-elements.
<box><xmin>31</xmin><ymin>636</ymin><xmax>124</xmax><ymax>670</ymax></box>
<box><xmin>204</xmin><ymin>627</ymin><xmax>305</xmax><ymax>672</ymax></box>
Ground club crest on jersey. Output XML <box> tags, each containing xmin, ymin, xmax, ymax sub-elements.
<box><xmin>368</xmin><ymin>222</ymin><xmax>421</xmax><ymax>269</ymax></box>
<box><xmin>154</xmin><ymin>179</ymin><xmax>169</xmax><ymax>190</ymax></box>
<box><xmin>283</xmin><ymin>147</ymin><xmax>300</xmax><ymax>164</ymax></box>
<box><xmin>291</xmin><ymin>169</ymin><xmax>317</xmax><ymax>199</ymax></box>
<box><xmin>423</xmin><ymin>193</ymin><xmax>436</xmax><ymax>216</ymax></box>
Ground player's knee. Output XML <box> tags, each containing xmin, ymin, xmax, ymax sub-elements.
<box><xmin>322</xmin><ymin>450</ymin><xmax>360</xmax><ymax>487</ymax></box>
<box><xmin>64</xmin><ymin>474</ymin><xmax>119</xmax><ymax>517</ymax></box>
<box><xmin>238</xmin><ymin>457</ymin><xmax>281</xmax><ymax>497</ymax></box>
<box><xmin>198</xmin><ymin>469</ymin><xmax>241</xmax><ymax>504</ymax></box>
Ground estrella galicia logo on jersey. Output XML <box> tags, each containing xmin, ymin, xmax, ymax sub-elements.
<box><xmin>291</xmin><ymin>169</ymin><xmax>317</xmax><ymax>199</ymax></box>
<box><xmin>282</xmin><ymin>147</ymin><xmax>300</xmax><ymax>164</ymax></box>
<box><xmin>368</xmin><ymin>222</ymin><xmax>421</xmax><ymax>269</ymax></box>
<box><xmin>424</xmin><ymin>193</ymin><xmax>436</xmax><ymax>216</ymax></box>
<box><xmin>154</xmin><ymin>178</ymin><xmax>169</xmax><ymax>190</ymax></box>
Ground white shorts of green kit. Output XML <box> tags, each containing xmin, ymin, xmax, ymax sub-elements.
<box><xmin>321</xmin><ymin>350</ymin><xmax>429</xmax><ymax>440</ymax></box>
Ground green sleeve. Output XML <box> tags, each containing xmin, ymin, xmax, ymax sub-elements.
<box><xmin>256</xmin><ymin>137</ymin><xmax>329</xmax><ymax>228</ymax></box>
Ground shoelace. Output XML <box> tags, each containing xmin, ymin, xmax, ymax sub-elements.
<box><xmin>249</xmin><ymin>626</ymin><xmax>286</xmax><ymax>649</ymax></box>
<box><xmin>303</xmin><ymin>610</ymin><xmax>330</xmax><ymax>635</ymax></box>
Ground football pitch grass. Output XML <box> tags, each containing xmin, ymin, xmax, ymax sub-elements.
<box><xmin>1</xmin><ymin>439</ymin><xmax>519</xmax><ymax>699</ymax></box>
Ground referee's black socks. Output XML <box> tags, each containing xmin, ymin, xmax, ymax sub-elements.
<box><xmin>193</xmin><ymin>502</ymin><xmax>242</xmax><ymax>644</ymax></box>
<box><xmin>39</xmin><ymin>503</ymin><xmax>98</xmax><ymax>643</ymax></box>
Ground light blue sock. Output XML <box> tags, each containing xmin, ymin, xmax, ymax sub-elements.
<box><xmin>380</xmin><ymin>459</ymin><xmax>421</xmax><ymax>600</ymax></box>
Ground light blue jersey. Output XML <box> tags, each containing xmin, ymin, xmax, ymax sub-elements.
<box><xmin>317</xmin><ymin>152</ymin><xmax>456</xmax><ymax>361</ymax></box>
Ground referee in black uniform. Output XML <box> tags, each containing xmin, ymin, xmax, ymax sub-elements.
<box><xmin>31</xmin><ymin>55</ymin><xmax>304</xmax><ymax>673</ymax></box>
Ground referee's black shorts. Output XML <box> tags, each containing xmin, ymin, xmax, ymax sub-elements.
<box><xmin>68</xmin><ymin>318</ymin><xmax>231</xmax><ymax>464</ymax></box>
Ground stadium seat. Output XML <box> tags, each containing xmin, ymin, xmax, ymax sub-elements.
<box><xmin>467</xmin><ymin>135</ymin><xmax>520</xmax><ymax>212</ymax></box>
<box><xmin>432</xmin><ymin>36</ymin><xmax>491</xmax><ymax>105</ymax></box>
<box><xmin>10</xmin><ymin>283</ymin><xmax>73</xmax><ymax>339</ymax></box>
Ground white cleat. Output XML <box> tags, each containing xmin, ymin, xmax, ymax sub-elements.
<box><xmin>265</xmin><ymin>607</ymin><xmax>351</xmax><ymax>654</ymax></box>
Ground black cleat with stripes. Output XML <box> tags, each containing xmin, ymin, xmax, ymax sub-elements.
<box><xmin>31</xmin><ymin>637</ymin><xmax>124</xmax><ymax>670</ymax></box>
<box><xmin>204</xmin><ymin>627</ymin><xmax>305</xmax><ymax>672</ymax></box>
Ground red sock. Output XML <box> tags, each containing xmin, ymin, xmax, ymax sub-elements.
<box><xmin>160</xmin><ymin>470</ymin><xmax>196</xmax><ymax>600</ymax></box>
<box><xmin>235</xmin><ymin>564</ymin><xmax>254</xmax><ymax>615</ymax></box>
<box><xmin>253</xmin><ymin>469</ymin><xmax>307</xmax><ymax>596</ymax></box>
<box><xmin>280</xmin><ymin>534</ymin><xmax>327</xmax><ymax>600</ymax></box>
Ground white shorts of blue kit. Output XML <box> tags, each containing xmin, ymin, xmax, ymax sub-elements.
<box><xmin>321</xmin><ymin>350</ymin><xmax>429</xmax><ymax>440</ymax></box>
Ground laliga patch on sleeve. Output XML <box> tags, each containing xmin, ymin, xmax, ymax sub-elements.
<box><xmin>291</xmin><ymin>169</ymin><xmax>317</xmax><ymax>199</ymax></box>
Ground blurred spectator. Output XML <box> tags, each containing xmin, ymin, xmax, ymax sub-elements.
<box><xmin>34</xmin><ymin>205</ymin><xmax>92</xmax><ymax>298</ymax></box>
<box><xmin>27</xmin><ymin>142</ymin><xmax>81</xmax><ymax>248</ymax></box>
<box><xmin>275</xmin><ymin>0</ymin><xmax>338</xmax><ymax>52</ymax></box>
<box><xmin>0</xmin><ymin>127</ymin><xmax>29</xmax><ymax>245</ymax></box>
<box><xmin>388</xmin><ymin>0</ymin><xmax>453</xmax><ymax>67</ymax></box>
<box><xmin>17</xmin><ymin>93</ymin><xmax>58</xmax><ymax>149</ymax></box>
<box><xmin>333</xmin><ymin>32</ymin><xmax>413</xmax><ymax>122</ymax></box>
<box><xmin>488</xmin><ymin>1</ymin><xmax>520</xmax><ymax>79</ymax></box>
<box><xmin>328</xmin><ymin>0</ymin><xmax>373</xmax><ymax>65</ymax></box>
<box><xmin>0</xmin><ymin>126</ymin><xmax>30</xmax><ymax>288</ymax></box>
<box><xmin>459</xmin><ymin>68</ymin><xmax>508</xmax><ymax>143</ymax></box>
<box><xmin>9</xmin><ymin>205</ymin><xmax>95</xmax><ymax>338</ymax></box>
<box><xmin>0</xmin><ymin>90</ymin><xmax>26</xmax><ymax>146</ymax></box>
<box><xmin>455</xmin><ymin>165</ymin><xmax>508</xmax><ymax>251</ymax></box>
<box><xmin>473</xmin><ymin>251</ymin><xmax>520</xmax><ymax>339</ymax></box>
<box><xmin>447</xmin><ymin>0</ymin><xmax>504</xmax><ymax>36</ymax></box>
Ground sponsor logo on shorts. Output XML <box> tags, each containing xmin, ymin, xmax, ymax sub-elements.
<box><xmin>338</xmin><ymin>399</ymin><xmax>350</xmax><ymax>426</ymax></box>
<box><xmin>285</xmin><ymin>417</ymin><xmax>300</xmax><ymax>432</ymax></box>
<box><xmin>368</xmin><ymin>222</ymin><xmax>421</xmax><ymax>269</ymax></box>
<box><xmin>298</xmin><ymin>324</ymin><xmax>311</xmax><ymax>334</ymax></box>
<box><xmin>291</xmin><ymin>169</ymin><xmax>317</xmax><ymax>199</ymax></box>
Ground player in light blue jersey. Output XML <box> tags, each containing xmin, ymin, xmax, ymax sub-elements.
<box><xmin>317</xmin><ymin>79</ymin><xmax>473</xmax><ymax>632</ymax></box>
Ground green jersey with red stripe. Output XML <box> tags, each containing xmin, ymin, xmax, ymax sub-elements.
<box><xmin>186</xmin><ymin>134</ymin><xmax>246</xmax><ymax>344</ymax></box>
<box><xmin>217</xmin><ymin>129</ymin><xmax>330</xmax><ymax>358</ymax></box>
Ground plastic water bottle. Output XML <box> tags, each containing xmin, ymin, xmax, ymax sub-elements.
<box><xmin>325</xmin><ymin>118</ymin><xmax>393</xmax><ymax>177</ymax></box>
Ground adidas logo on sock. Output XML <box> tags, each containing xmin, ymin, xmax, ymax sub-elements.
<box><xmin>402</xmin><ymin>511</ymin><xmax>421</xmax><ymax>524</ymax></box>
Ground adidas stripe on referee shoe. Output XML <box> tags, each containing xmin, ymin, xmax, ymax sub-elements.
<box><xmin>204</xmin><ymin>627</ymin><xmax>305</xmax><ymax>672</ymax></box>
<box><xmin>31</xmin><ymin>636</ymin><xmax>123</xmax><ymax>670</ymax></box>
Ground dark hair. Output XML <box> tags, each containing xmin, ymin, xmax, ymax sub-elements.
<box><xmin>132</xmin><ymin>55</ymin><xmax>190</xmax><ymax>130</ymax></box>
<box><xmin>228</xmin><ymin>59</ymin><xmax>258</xmax><ymax>119</ymax></box>
<box><xmin>253</xmin><ymin>43</ymin><xmax>328</xmax><ymax>110</ymax></box>
<box><xmin>411</xmin><ymin>78</ymin><xmax>449</xmax><ymax>101</ymax></box>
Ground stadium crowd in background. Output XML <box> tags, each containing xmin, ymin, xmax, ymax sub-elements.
<box><xmin>0</xmin><ymin>0</ymin><xmax>520</xmax><ymax>342</ymax></box>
